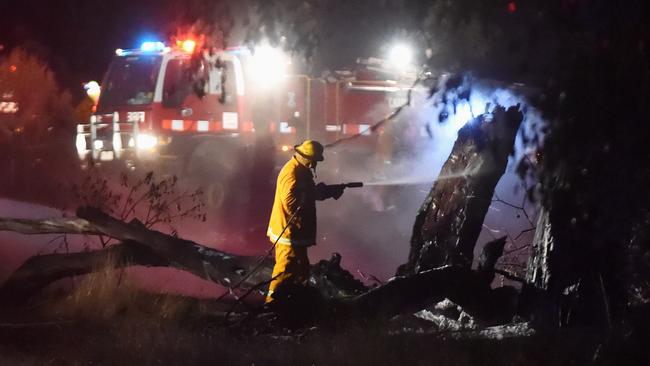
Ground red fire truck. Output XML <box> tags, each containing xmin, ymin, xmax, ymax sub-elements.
<box><xmin>75</xmin><ymin>39</ymin><xmax>417</xmax><ymax>205</ymax></box>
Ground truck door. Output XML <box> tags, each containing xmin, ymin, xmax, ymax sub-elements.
<box><xmin>159</xmin><ymin>56</ymin><xmax>242</xmax><ymax>135</ymax></box>
<box><xmin>159</xmin><ymin>57</ymin><xmax>212</xmax><ymax>132</ymax></box>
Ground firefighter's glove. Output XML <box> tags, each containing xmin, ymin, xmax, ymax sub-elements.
<box><xmin>315</xmin><ymin>183</ymin><xmax>345</xmax><ymax>200</ymax></box>
<box><xmin>315</xmin><ymin>183</ymin><xmax>328</xmax><ymax>201</ymax></box>
<box><xmin>328</xmin><ymin>185</ymin><xmax>345</xmax><ymax>200</ymax></box>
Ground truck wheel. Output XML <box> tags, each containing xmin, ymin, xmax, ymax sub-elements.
<box><xmin>185</xmin><ymin>137</ymin><xmax>248</xmax><ymax>210</ymax></box>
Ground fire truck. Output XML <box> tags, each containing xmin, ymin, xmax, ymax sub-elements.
<box><xmin>75</xmin><ymin>39</ymin><xmax>417</xmax><ymax>206</ymax></box>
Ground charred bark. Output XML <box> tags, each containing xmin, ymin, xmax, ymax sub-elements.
<box><xmin>525</xmin><ymin>208</ymin><xmax>554</xmax><ymax>290</ymax></box>
<box><xmin>343</xmin><ymin>266</ymin><xmax>516</xmax><ymax>324</ymax></box>
<box><xmin>398</xmin><ymin>105</ymin><xmax>524</xmax><ymax>274</ymax></box>
<box><xmin>347</xmin><ymin>237</ymin><xmax>514</xmax><ymax>321</ymax></box>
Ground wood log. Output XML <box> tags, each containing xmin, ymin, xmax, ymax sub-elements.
<box><xmin>399</xmin><ymin>105</ymin><xmax>524</xmax><ymax>274</ymax></box>
<box><xmin>0</xmin><ymin>241</ymin><xmax>168</xmax><ymax>302</ymax></box>
<box><xmin>343</xmin><ymin>237</ymin><xmax>512</xmax><ymax>321</ymax></box>
<box><xmin>0</xmin><ymin>210</ymin><xmax>367</xmax><ymax>304</ymax></box>
<box><xmin>0</xmin><ymin>214</ymin><xmax>518</xmax><ymax>324</ymax></box>
<box><xmin>263</xmin><ymin>237</ymin><xmax>516</xmax><ymax>325</ymax></box>
<box><xmin>0</xmin><ymin>209</ymin><xmax>273</xmax><ymax>302</ymax></box>
<box><xmin>75</xmin><ymin>207</ymin><xmax>273</xmax><ymax>289</ymax></box>
<box><xmin>341</xmin><ymin>266</ymin><xmax>517</xmax><ymax>323</ymax></box>
<box><xmin>0</xmin><ymin>217</ymin><xmax>98</xmax><ymax>235</ymax></box>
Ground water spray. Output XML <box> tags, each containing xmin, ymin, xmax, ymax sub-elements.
<box><xmin>363</xmin><ymin>178</ymin><xmax>432</xmax><ymax>186</ymax></box>
<box><xmin>363</xmin><ymin>170</ymin><xmax>480</xmax><ymax>187</ymax></box>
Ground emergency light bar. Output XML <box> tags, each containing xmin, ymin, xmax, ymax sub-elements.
<box><xmin>113</xmin><ymin>38</ymin><xmax>200</xmax><ymax>57</ymax></box>
<box><xmin>141</xmin><ymin>41</ymin><xmax>166</xmax><ymax>52</ymax></box>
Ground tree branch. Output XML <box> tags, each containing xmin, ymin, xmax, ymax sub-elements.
<box><xmin>0</xmin><ymin>217</ymin><xmax>99</xmax><ymax>235</ymax></box>
<box><xmin>494</xmin><ymin>269</ymin><xmax>526</xmax><ymax>283</ymax></box>
<box><xmin>0</xmin><ymin>209</ymin><xmax>273</xmax><ymax>301</ymax></box>
<box><xmin>0</xmin><ymin>241</ymin><xmax>168</xmax><ymax>302</ymax></box>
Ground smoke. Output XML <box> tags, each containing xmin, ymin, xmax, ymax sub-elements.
<box><xmin>313</xmin><ymin>73</ymin><xmax>544</xmax><ymax>281</ymax></box>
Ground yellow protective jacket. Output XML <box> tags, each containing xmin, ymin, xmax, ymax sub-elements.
<box><xmin>267</xmin><ymin>157</ymin><xmax>319</xmax><ymax>247</ymax></box>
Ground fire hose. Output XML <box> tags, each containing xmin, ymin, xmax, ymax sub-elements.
<box><xmin>326</xmin><ymin>182</ymin><xmax>364</xmax><ymax>189</ymax></box>
<box><xmin>214</xmin><ymin>205</ymin><xmax>302</xmax><ymax>303</ymax></box>
<box><xmin>215</xmin><ymin>182</ymin><xmax>364</xmax><ymax>302</ymax></box>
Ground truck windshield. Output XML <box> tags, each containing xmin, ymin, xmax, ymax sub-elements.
<box><xmin>97</xmin><ymin>55</ymin><xmax>161</xmax><ymax>111</ymax></box>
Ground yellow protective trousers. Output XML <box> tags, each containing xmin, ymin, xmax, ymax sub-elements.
<box><xmin>266</xmin><ymin>244</ymin><xmax>310</xmax><ymax>303</ymax></box>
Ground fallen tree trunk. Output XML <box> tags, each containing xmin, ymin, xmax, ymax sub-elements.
<box><xmin>0</xmin><ymin>216</ymin><xmax>99</xmax><ymax>235</ymax></box>
<box><xmin>399</xmin><ymin>105</ymin><xmax>524</xmax><ymax>274</ymax></box>
<box><xmin>343</xmin><ymin>237</ymin><xmax>516</xmax><ymax>323</ymax></box>
<box><xmin>343</xmin><ymin>266</ymin><xmax>517</xmax><ymax>324</ymax></box>
<box><xmin>75</xmin><ymin>207</ymin><xmax>273</xmax><ymax>289</ymax></box>
<box><xmin>0</xmin><ymin>209</ymin><xmax>273</xmax><ymax>303</ymax></box>
<box><xmin>0</xmin><ymin>241</ymin><xmax>168</xmax><ymax>300</ymax></box>
<box><xmin>0</xmin><ymin>209</ymin><xmax>514</xmax><ymax>323</ymax></box>
<box><xmin>261</xmin><ymin>237</ymin><xmax>517</xmax><ymax>326</ymax></box>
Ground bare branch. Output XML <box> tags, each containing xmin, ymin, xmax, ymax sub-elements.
<box><xmin>514</xmin><ymin>227</ymin><xmax>536</xmax><ymax>241</ymax></box>
<box><xmin>497</xmin><ymin>262</ymin><xmax>526</xmax><ymax>269</ymax></box>
<box><xmin>494</xmin><ymin>269</ymin><xmax>526</xmax><ymax>283</ymax></box>
<box><xmin>492</xmin><ymin>194</ymin><xmax>536</xmax><ymax>228</ymax></box>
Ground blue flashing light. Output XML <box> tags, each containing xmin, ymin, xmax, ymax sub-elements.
<box><xmin>140</xmin><ymin>41</ymin><xmax>165</xmax><ymax>52</ymax></box>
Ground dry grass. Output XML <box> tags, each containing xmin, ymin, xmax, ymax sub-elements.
<box><xmin>41</xmin><ymin>255</ymin><xmax>224</xmax><ymax>323</ymax></box>
<box><xmin>50</xmin><ymin>266</ymin><xmax>140</xmax><ymax>320</ymax></box>
<box><xmin>0</xmin><ymin>263</ymin><xmax>645</xmax><ymax>366</ymax></box>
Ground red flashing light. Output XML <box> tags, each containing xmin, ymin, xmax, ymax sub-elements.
<box><xmin>181</xmin><ymin>39</ymin><xmax>196</xmax><ymax>53</ymax></box>
<box><xmin>9</xmin><ymin>65</ymin><xmax>17</xmax><ymax>73</ymax></box>
<box><xmin>508</xmin><ymin>1</ymin><xmax>517</xmax><ymax>13</ymax></box>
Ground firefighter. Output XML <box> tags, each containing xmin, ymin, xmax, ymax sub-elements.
<box><xmin>266</xmin><ymin>140</ymin><xmax>345</xmax><ymax>303</ymax></box>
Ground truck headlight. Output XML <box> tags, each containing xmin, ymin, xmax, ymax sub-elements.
<box><xmin>136</xmin><ymin>133</ymin><xmax>158</xmax><ymax>150</ymax></box>
<box><xmin>113</xmin><ymin>133</ymin><xmax>122</xmax><ymax>151</ymax></box>
<box><xmin>76</xmin><ymin>134</ymin><xmax>87</xmax><ymax>158</ymax></box>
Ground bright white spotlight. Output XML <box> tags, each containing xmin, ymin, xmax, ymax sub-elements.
<box><xmin>388</xmin><ymin>43</ymin><xmax>413</xmax><ymax>70</ymax></box>
<box><xmin>249</xmin><ymin>43</ymin><xmax>289</xmax><ymax>87</ymax></box>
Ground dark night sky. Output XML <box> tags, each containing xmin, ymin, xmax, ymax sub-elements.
<box><xmin>0</xmin><ymin>0</ymin><xmax>208</xmax><ymax>99</ymax></box>
<box><xmin>2</xmin><ymin>0</ymin><xmax>648</xmax><ymax>101</ymax></box>
<box><xmin>0</xmin><ymin>0</ymin><xmax>428</xmax><ymax>100</ymax></box>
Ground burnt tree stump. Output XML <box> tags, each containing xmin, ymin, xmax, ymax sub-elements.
<box><xmin>399</xmin><ymin>105</ymin><xmax>524</xmax><ymax>275</ymax></box>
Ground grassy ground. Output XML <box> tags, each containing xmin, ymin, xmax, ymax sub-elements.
<box><xmin>0</xmin><ymin>309</ymin><xmax>601</xmax><ymax>366</ymax></box>
<box><xmin>0</xmin><ymin>271</ymin><xmax>644</xmax><ymax>366</ymax></box>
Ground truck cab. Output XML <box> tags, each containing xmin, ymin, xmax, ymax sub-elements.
<box><xmin>76</xmin><ymin>41</ymin><xmax>252</xmax><ymax>168</ymax></box>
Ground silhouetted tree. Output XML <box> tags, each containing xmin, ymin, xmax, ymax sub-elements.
<box><xmin>0</xmin><ymin>47</ymin><xmax>72</xmax><ymax>143</ymax></box>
